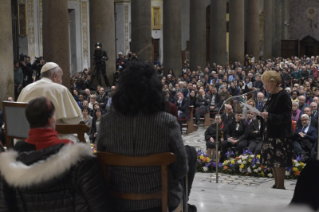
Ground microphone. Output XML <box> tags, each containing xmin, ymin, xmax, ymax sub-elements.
<box><xmin>242</xmin><ymin>88</ymin><xmax>260</xmax><ymax>96</ymax></box>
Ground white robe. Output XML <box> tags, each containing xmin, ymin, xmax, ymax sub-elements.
<box><xmin>17</xmin><ymin>78</ymin><xmax>83</xmax><ymax>141</ymax></box>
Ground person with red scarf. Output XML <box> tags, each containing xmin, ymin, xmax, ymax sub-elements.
<box><xmin>0</xmin><ymin>97</ymin><xmax>114</xmax><ymax>211</ymax></box>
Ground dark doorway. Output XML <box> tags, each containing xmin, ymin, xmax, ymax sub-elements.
<box><xmin>152</xmin><ymin>38</ymin><xmax>160</xmax><ymax>63</ymax></box>
<box><xmin>300</xmin><ymin>36</ymin><xmax>319</xmax><ymax>57</ymax></box>
<box><xmin>281</xmin><ymin>40</ymin><xmax>298</xmax><ymax>58</ymax></box>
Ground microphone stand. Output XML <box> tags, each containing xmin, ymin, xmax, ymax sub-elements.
<box><xmin>212</xmin><ymin>88</ymin><xmax>259</xmax><ymax>183</ymax></box>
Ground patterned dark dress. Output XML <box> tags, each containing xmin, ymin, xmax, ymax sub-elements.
<box><xmin>261</xmin><ymin>89</ymin><xmax>293</xmax><ymax>168</ymax></box>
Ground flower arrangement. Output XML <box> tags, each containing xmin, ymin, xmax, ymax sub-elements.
<box><xmin>196</xmin><ymin>149</ymin><xmax>306</xmax><ymax>179</ymax></box>
<box><xmin>91</xmin><ymin>143</ymin><xmax>97</xmax><ymax>153</ymax></box>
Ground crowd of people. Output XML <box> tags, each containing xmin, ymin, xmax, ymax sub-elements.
<box><xmin>2</xmin><ymin>51</ymin><xmax>319</xmax><ymax>211</ymax></box>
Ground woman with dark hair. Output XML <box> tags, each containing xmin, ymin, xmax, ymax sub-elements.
<box><xmin>90</xmin><ymin>108</ymin><xmax>102</xmax><ymax>144</ymax></box>
<box><xmin>96</xmin><ymin>62</ymin><xmax>188</xmax><ymax>212</ymax></box>
<box><xmin>291</xmin><ymin>90</ymin><xmax>300</xmax><ymax>103</ymax></box>
<box><xmin>168</xmin><ymin>69</ymin><xmax>175</xmax><ymax>77</ymax></box>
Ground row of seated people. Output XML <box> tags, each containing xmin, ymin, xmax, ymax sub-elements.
<box><xmin>205</xmin><ymin>104</ymin><xmax>318</xmax><ymax>162</ymax></box>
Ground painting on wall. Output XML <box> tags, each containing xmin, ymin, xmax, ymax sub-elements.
<box><xmin>152</xmin><ymin>7</ymin><xmax>161</xmax><ymax>30</ymax></box>
<box><xmin>18</xmin><ymin>1</ymin><xmax>27</xmax><ymax>37</ymax></box>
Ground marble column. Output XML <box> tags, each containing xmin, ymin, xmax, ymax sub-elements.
<box><xmin>90</xmin><ymin>0</ymin><xmax>116</xmax><ymax>86</ymax></box>
<box><xmin>282</xmin><ymin>0</ymin><xmax>290</xmax><ymax>39</ymax></box>
<box><xmin>247</xmin><ymin>0</ymin><xmax>260</xmax><ymax>61</ymax></box>
<box><xmin>189</xmin><ymin>0</ymin><xmax>206</xmax><ymax>72</ymax></box>
<box><xmin>131</xmin><ymin>0</ymin><xmax>152</xmax><ymax>62</ymax></box>
<box><xmin>274</xmin><ymin>0</ymin><xmax>282</xmax><ymax>57</ymax></box>
<box><xmin>163</xmin><ymin>0</ymin><xmax>182</xmax><ymax>75</ymax></box>
<box><xmin>229</xmin><ymin>0</ymin><xmax>245</xmax><ymax>64</ymax></box>
<box><xmin>43</xmin><ymin>0</ymin><xmax>70</xmax><ymax>88</ymax></box>
<box><xmin>210</xmin><ymin>0</ymin><xmax>226</xmax><ymax>66</ymax></box>
<box><xmin>0</xmin><ymin>1</ymin><xmax>14</xmax><ymax>106</ymax></box>
<box><xmin>263</xmin><ymin>0</ymin><xmax>273</xmax><ymax>60</ymax></box>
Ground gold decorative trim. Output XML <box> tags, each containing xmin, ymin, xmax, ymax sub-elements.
<box><xmin>151</xmin><ymin>6</ymin><xmax>161</xmax><ymax>30</ymax></box>
<box><xmin>18</xmin><ymin>1</ymin><xmax>27</xmax><ymax>37</ymax></box>
<box><xmin>124</xmin><ymin>5</ymin><xmax>129</xmax><ymax>54</ymax></box>
<box><xmin>39</xmin><ymin>0</ymin><xmax>43</xmax><ymax>56</ymax></box>
<box><xmin>82</xmin><ymin>2</ymin><xmax>89</xmax><ymax>63</ymax></box>
<box><xmin>27</xmin><ymin>0</ymin><xmax>36</xmax><ymax>59</ymax></box>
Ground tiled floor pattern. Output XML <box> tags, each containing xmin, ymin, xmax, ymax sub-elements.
<box><xmin>182</xmin><ymin>125</ymin><xmax>300</xmax><ymax>212</ymax></box>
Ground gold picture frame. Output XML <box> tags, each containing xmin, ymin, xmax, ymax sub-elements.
<box><xmin>152</xmin><ymin>7</ymin><xmax>161</xmax><ymax>30</ymax></box>
<box><xmin>18</xmin><ymin>1</ymin><xmax>27</xmax><ymax>37</ymax></box>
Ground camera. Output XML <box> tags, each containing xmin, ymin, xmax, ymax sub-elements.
<box><xmin>19</xmin><ymin>54</ymin><xmax>27</xmax><ymax>62</ymax></box>
<box><xmin>94</xmin><ymin>42</ymin><xmax>107</xmax><ymax>64</ymax></box>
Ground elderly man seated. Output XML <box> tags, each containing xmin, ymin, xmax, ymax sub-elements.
<box><xmin>292</xmin><ymin>114</ymin><xmax>318</xmax><ymax>161</ymax></box>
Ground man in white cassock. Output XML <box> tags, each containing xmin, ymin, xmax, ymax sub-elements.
<box><xmin>18</xmin><ymin>62</ymin><xmax>82</xmax><ymax>141</ymax></box>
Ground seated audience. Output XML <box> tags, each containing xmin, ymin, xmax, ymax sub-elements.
<box><xmin>221</xmin><ymin>111</ymin><xmax>248</xmax><ymax>161</ymax></box>
<box><xmin>188</xmin><ymin>90</ymin><xmax>196</xmax><ymax>107</ymax></box>
<box><xmin>292</xmin><ymin>114</ymin><xmax>317</xmax><ymax>160</ymax></box>
<box><xmin>291</xmin><ymin>102</ymin><xmax>301</xmax><ymax>126</ymax></box>
<box><xmin>297</xmin><ymin>107</ymin><xmax>318</xmax><ymax>129</ymax></box>
<box><xmin>221</xmin><ymin>104</ymin><xmax>235</xmax><ymax>129</ymax></box>
<box><xmin>209</xmin><ymin>86</ymin><xmax>221</xmax><ymax>117</ymax></box>
<box><xmin>205</xmin><ymin>115</ymin><xmax>225</xmax><ymax>158</ymax></box>
<box><xmin>246</xmin><ymin>111</ymin><xmax>262</xmax><ymax>154</ymax></box>
<box><xmin>90</xmin><ymin>108</ymin><xmax>103</xmax><ymax>144</ymax></box>
<box><xmin>194</xmin><ymin>88</ymin><xmax>210</xmax><ymax>126</ymax></box>
<box><xmin>174</xmin><ymin>91</ymin><xmax>190</xmax><ymax>133</ymax></box>
<box><xmin>0</xmin><ymin>97</ymin><xmax>113</xmax><ymax>211</ymax></box>
<box><xmin>298</xmin><ymin>95</ymin><xmax>309</xmax><ymax>112</ymax></box>
<box><xmin>96</xmin><ymin>62</ymin><xmax>191</xmax><ymax>212</ymax></box>
<box><xmin>82</xmin><ymin>107</ymin><xmax>92</xmax><ymax>133</ymax></box>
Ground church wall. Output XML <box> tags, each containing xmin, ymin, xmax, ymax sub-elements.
<box><xmin>181</xmin><ymin>0</ymin><xmax>190</xmax><ymax>51</ymax></box>
<box><xmin>151</xmin><ymin>0</ymin><xmax>163</xmax><ymax>63</ymax></box>
<box><xmin>289</xmin><ymin>0</ymin><xmax>319</xmax><ymax>41</ymax></box>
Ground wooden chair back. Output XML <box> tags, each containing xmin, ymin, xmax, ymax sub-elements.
<box><xmin>186</xmin><ymin>106</ymin><xmax>196</xmax><ymax>134</ymax></box>
<box><xmin>96</xmin><ymin>152</ymin><xmax>176</xmax><ymax>212</ymax></box>
<box><xmin>2</xmin><ymin>101</ymin><xmax>29</xmax><ymax>149</ymax></box>
<box><xmin>2</xmin><ymin>101</ymin><xmax>89</xmax><ymax>149</ymax></box>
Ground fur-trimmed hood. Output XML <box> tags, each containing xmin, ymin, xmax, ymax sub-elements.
<box><xmin>0</xmin><ymin>143</ymin><xmax>94</xmax><ymax>188</ymax></box>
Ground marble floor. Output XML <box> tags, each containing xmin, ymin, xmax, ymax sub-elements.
<box><xmin>182</xmin><ymin>125</ymin><xmax>306</xmax><ymax>212</ymax></box>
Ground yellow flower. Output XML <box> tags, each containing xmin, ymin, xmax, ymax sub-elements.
<box><xmin>261</xmin><ymin>171</ymin><xmax>265</xmax><ymax>177</ymax></box>
<box><xmin>240</xmin><ymin>164</ymin><xmax>244</xmax><ymax>169</ymax></box>
<box><xmin>300</xmin><ymin>162</ymin><xmax>305</xmax><ymax>166</ymax></box>
<box><xmin>207</xmin><ymin>158</ymin><xmax>211</xmax><ymax>163</ymax></box>
<box><xmin>248</xmin><ymin>158</ymin><xmax>252</xmax><ymax>163</ymax></box>
<box><xmin>93</xmin><ymin>150</ymin><xmax>97</xmax><ymax>153</ymax></box>
<box><xmin>292</xmin><ymin>167</ymin><xmax>298</xmax><ymax>172</ymax></box>
<box><xmin>257</xmin><ymin>155</ymin><xmax>260</xmax><ymax>159</ymax></box>
<box><xmin>268</xmin><ymin>168</ymin><xmax>271</xmax><ymax>171</ymax></box>
<box><xmin>231</xmin><ymin>160</ymin><xmax>235</xmax><ymax>164</ymax></box>
<box><xmin>200</xmin><ymin>155</ymin><xmax>204</xmax><ymax>160</ymax></box>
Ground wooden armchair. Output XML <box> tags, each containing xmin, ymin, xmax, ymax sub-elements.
<box><xmin>2</xmin><ymin>101</ymin><xmax>89</xmax><ymax>149</ymax></box>
<box><xmin>96</xmin><ymin>152</ymin><xmax>185</xmax><ymax>212</ymax></box>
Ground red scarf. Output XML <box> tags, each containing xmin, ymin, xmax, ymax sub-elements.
<box><xmin>25</xmin><ymin>128</ymin><xmax>73</xmax><ymax>151</ymax></box>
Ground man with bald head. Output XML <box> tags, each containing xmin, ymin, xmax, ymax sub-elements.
<box><xmin>297</xmin><ymin>107</ymin><xmax>318</xmax><ymax>129</ymax></box>
<box><xmin>298</xmin><ymin>95</ymin><xmax>309</xmax><ymax>112</ymax></box>
<box><xmin>18</xmin><ymin>62</ymin><xmax>82</xmax><ymax>141</ymax></box>
<box><xmin>255</xmin><ymin>92</ymin><xmax>264</xmax><ymax>112</ymax></box>
<box><xmin>221</xmin><ymin>104</ymin><xmax>234</xmax><ymax>129</ymax></box>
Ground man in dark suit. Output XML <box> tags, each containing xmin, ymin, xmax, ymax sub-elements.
<box><xmin>297</xmin><ymin>107</ymin><xmax>318</xmax><ymax>129</ymax></box>
<box><xmin>292</xmin><ymin>114</ymin><xmax>318</xmax><ymax>160</ymax></box>
<box><xmin>209</xmin><ymin>86</ymin><xmax>221</xmax><ymax>117</ymax></box>
<box><xmin>194</xmin><ymin>88</ymin><xmax>210</xmax><ymax>126</ymax></box>
<box><xmin>96</xmin><ymin>87</ymin><xmax>109</xmax><ymax>111</ymax></box>
<box><xmin>175</xmin><ymin>92</ymin><xmax>190</xmax><ymax>133</ymax></box>
<box><xmin>221</xmin><ymin>104</ymin><xmax>235</xmax><ymax>129</ymax></box>
<box><xmin>246</xmin><ymin>111</ymin><xmax>262</xmax><ymax>154</ymax></box>
<box><xmin>255</xmin><ymin>92</ymin><xmax>265</xmax><ymax>112</ymax></box>
<box><xmin>221</xmin><ymin>111</ymin><xmax>248</xmax><ymax>161</ymax></box>
<box><xmin>310</xmin><ymin>102</ymin><xmax>318</xmax><ymax>120</ymax></box>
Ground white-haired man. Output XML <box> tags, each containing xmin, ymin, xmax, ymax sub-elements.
<box><xmin>18</xmin><ymin>62</ymin><xmax>82</xmax><ymax>141</ymax></box>
<box><xmin>291</xmin><ymin>114</ymin><xmax>317</xmax><ymax>160</ymax></box>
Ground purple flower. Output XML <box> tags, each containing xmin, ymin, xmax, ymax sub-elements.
<box><xmin>197</xmin><ymin>159</ymin><xmax>202</xmax><ymax>164</ymax></box>
<box><xmin>243</xmin><ymin>148</ymin><xmax>253</xmax><ymax>155</ymax></box>
<box><xmin>242</xmin><ymin>169</ymin><xmax>246</xmax><ymax>173</ymax></box>
<box><xmin>296</xmin><ymin>155</ymin><xmax>304</xmax><ymax>162</ymax></box>
<box><xmin>218</xmin><ymin>163</ymin><xmax>223</xmax><ymax>168</ymax></box>
<box><xmin>211</xmin><ymin>162</ymin><xmax>216</xmax><ymax>167</ymax></box>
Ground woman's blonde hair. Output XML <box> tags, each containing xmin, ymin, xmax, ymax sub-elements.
<box><xmin>261</xmin><ymin>70</ymin><xmax>282</xmax><ymax>85</ymax></box>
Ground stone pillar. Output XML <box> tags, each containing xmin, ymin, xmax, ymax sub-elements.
<box><xmin>263</xmin><ymin>0</ymin><xmax>273</xmax><ymax>60</ymax></box>
<box><xmin>189</xmin><ymin>0</ymin><xmax>206</xmax><ymax>72</ymax></box>
<box><xmin>163</xmin><ymin>0</ymin><xmax>182</xmax><ymax>75</ymax></box>
<box><xmin>131</xmin><ymin>0</ymin><xmax>152</xmax><ymax>62</ymax></box>
<box><xmin>90</xmin><ymin>0</ymin><xmax>116</xmax><ymax>86</ymax></box>
<box><xmin>247</xmin><ymin>0</ymin><xmax>260</xmax><ymax>61</ymax></box>
<box><xmin>229</xmin><ymin>0</ymin><xmax>245</xmax><ymax>64</ymax></box>
<box><xmin>0</xmin><ymin>1</ymin><xmax>14</xmax><ymax>106</ymax></box>
<box><xmin>274</xmin><ymin>0</ymin><xmax>282</xmax><ymax>57</ymax></box>
<box><xmin>282</xmin><ymin>0</ymin><xmax>290</xmax><ymax>39</ymax></box>
<box><xmin>210</xmin><ymin>0</ymin><xmax>226</xmax><ymax>66</ymax></box>
<box><xmin>43</xmin><ymin>0</ymin><xmax>70</xmax><ymax>88</ymax></box>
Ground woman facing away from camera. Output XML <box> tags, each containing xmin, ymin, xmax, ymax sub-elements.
<box><xmin>96</xmin><ymin>62</ymin><xmax>189</xmax><ymax>212</ymax></box>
